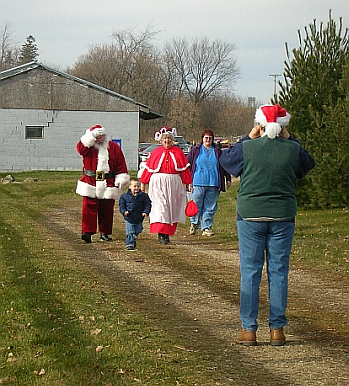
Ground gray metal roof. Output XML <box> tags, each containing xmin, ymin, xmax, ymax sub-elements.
<box><xmin>0</xmin><ymin>62</ymin><xmax>162</xmax><ymax>120</ymax></box>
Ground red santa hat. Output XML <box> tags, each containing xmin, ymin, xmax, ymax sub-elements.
<box><xmin>90</xmin><ymin>124</ymin><xmax>106</xmax><ymax>135</ymax></box>
<box><xmin>154</xmin><ymin>126</ymin><xmax>177</xmax><ymax>141</ymax></box>
<box><xmin>255</xmin><ymin>104</ymin><xmax>291</xmax><ymax>139</ymax></box>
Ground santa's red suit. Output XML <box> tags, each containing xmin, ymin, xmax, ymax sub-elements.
<box><xmin>76</xmin><ymin>125</ymin><xmax>129</xmax><ymax>239</ymax></box>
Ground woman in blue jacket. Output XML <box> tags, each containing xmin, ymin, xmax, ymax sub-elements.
<box><xmin>186</xmin><ymin>129</ymin><xmax>231</xmax><ymax>236</ymax></box>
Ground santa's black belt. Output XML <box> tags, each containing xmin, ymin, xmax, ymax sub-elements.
<box><xmin>84</xmin><ymin>169</ymin><xmax>116</xmax><ymax>181</ymax></box>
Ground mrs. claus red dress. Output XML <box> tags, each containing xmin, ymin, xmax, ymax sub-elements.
<box><xmin>140</xmin><ymin>145</ymin><xmax>192</xmax><ymax>236</ymax></box>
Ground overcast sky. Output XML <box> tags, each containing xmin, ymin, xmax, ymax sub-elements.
<box><xmin>1</xmin><ymin>0</ymin><xmax>348</xmax><ymax>105</ymax></box>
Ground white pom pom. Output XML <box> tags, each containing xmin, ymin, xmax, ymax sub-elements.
<box><xmin>265</xmin><ymin>122</ymin><xmax>281</xmax><ymax>139</ymax></box>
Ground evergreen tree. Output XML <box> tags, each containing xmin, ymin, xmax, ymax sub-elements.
<box><xmin>18</xmin><ymin>35</ymin><xmax>38</xmax><ymax>64</ymax></box>
<box><xmin>278</xmin><ymin>12</ymin><xmax>349</xmax><ymax>208</ymax></box>
<box><xmin>313</xmin><ymin>56</ymin><xmax>349</xmax><ymax>208</ymax></box>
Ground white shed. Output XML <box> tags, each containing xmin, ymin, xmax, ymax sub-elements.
<box><xmin>0</xmin><ymin>62</ymin><xmax>162</xmax><ymax>172</ymax></box>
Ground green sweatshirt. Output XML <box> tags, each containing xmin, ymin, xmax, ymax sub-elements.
<box><xmin>237</xmin><ymin>135</ymin><xmax>300</xmax><ymax>220</ymax></box>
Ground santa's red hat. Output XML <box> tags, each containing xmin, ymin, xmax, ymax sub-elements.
<box><xmin>90</xmin><ymin>124</ymin><xmax>106</xmax><ymax>135</ymax></box>
<box><xmin>255</xmin><ymin>104</ymin><xmax>291</xmax><ymax>139</ymax></box>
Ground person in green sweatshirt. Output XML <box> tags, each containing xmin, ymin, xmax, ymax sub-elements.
<box><xmin>220</xmin><ymin>104</ymin><xmax>315</xmax><ymax>346</ymax></box>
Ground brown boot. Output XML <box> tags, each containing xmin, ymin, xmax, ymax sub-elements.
<box><xmin>270</xmin><ymin>327</ymin><xmax>286</xmax><ymax>346</ymax></box>
<box><xmin>237</xmin><ymin>329</ymin><xmax>257</xmax><ymax>346</ymax></box>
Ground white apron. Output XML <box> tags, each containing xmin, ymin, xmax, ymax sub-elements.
<box><xmin>148</xmin><ymin>173</ymin><xmax>186</xmax><ymax>225</ymax></box>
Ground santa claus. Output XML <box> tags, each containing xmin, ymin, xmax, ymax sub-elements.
<box><xmin>76</xmin><ymin>124</ymin><xmax>130</xmax><ymax>243</ymax></box>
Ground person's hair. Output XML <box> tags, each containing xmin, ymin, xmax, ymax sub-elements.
<box><xmin>201</xmin><ymin>129</ymin><xmax>214</xmax><ymax>144</ymax></box>
<box><xmin>129</xmin><ymin>177</ymin><xmax>140</xmax><ymax>184</ymax></box>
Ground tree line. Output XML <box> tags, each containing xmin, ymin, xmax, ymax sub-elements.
<box><xmin>66</xmin><ymin>27</ymin><xmax>254</xmax><ymax>142</ymax></box>
<box><xmin>1</xmin><ymin>13</ymin><xmax>348</xmax><ymax>208</ymax></box>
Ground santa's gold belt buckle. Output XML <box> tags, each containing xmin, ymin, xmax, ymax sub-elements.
<box><xmin>96</xmin><ymin>171</ymin><xmax>105</xmax><ymax>181</ymax></box>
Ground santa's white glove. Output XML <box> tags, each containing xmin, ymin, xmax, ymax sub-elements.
<box><xmin>115</xmin><ymin>173</ymin><xmax>130</xmax><ymax>190</ymax></box>
<box><xmin>91</xmin><ymin>127</ymin><xmax>105</xmax><ymax>138</ymax></box>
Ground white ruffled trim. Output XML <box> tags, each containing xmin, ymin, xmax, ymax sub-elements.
<box><xmin>154</xmin><ymin>127</ymin><xmax>177</xmax><ymax>141</ymax></box>
<box><xmin>169</xmin><ymin>152</ymin><xmax>190</xmax><ymax>172</ymax></box>
<box><xmin>145</xmin><ymin>151</ymin><xmax>190</xmax><ymax>173</ymax></box>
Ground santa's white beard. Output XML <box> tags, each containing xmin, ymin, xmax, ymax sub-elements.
<box><xmin>94</xmin><ymin>141</ymin><xmax>110</xmax><ymax>199</ymax></box>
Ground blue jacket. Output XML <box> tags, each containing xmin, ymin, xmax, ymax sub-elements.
<box><xmin>119</xmin><ymin>190</ymin><xmax>152</xmax><ymax>224</ymax></box>
<box><xmin>186</xmin><ymin>144</ymin><xmax>231</xmax><ymax>192</ymax></box>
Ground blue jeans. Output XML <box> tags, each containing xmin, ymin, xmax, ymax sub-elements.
<box><xmin>190</xmin><ymin>186</ymin><xmax>219</xmax><ymax>230</ymax></box>
<box><xmin>126</xmin><ymin>222</ymin><xmax>143</xmax><ymax>247</ymax></box>
<box><xmin>237</xmin><ymin>220</ymin><xmax>295</xmax><ymax>331</ymax></box>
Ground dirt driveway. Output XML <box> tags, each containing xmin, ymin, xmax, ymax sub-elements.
<box><xmin>46</xmin><ymin>200</ymin><xmax>348</xmax><ymax>386</ymax></box>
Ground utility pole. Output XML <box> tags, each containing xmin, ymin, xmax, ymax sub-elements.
<box><xmin>247</xmin><ymin>97</ymin><xmax>256</xmax><ymax>108</ymax></box>
<box><xmin>269</xmin><ymin>74</ymin><xmax>281</xmax><ymax>100</ymax></box>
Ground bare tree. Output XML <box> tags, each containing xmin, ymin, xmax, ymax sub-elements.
<box><xmin>68</xmin><ymin>28</ymin><xmax>249</xmax><ymax>141</ymax></box>
<box><xmin>166</xmin><ymin>96</ymin><xmax>201</xmax><ymax>140</ymax></box>
<box><xmin>69</xmin><ymin>26</ymin><xmax>172</xmax><ymax>112</ymax></box>
<box><xmin>164</xmin><ymin>37</ymin><xmax>239</xmax><ymax>105</ymax></box>
<box><xmin>0</xmin><ymin>23</ymin><xmax>19</xmax><ymax>71</ymax></box>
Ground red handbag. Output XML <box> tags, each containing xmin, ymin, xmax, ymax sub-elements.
<box><xmin>185</xmin><ymin>195</ymin><xmax>198</xmax><ymax>217</ymax></box>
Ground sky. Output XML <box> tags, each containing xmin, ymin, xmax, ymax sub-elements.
<box><xmin>1</xmin><ymin>0</ymin><xmax>348</xmax><ymax>105</ymax></box>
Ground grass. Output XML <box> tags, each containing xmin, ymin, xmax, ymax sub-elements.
<box><xmin>0</xmin><ymin>171</ymin><xmax>348</xmax><ymax>385</ymax></box>
<box><xmin>292</xmin><ymin>208</ymin><xmax>349</xmax><ymax>275</ymax></box>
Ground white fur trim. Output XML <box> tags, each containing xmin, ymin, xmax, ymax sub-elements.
<box><xmin>95</xmin><ymin>180</ymin><xmax>107</xmax><ymax>199</ymax></box>
<box><xmin>169</xmin><ymin>151</ymin><xmax>190</xmax><ymax>171</ymax></box>
<box><xmin>276</xmin><ymin>112</ymin><xmax>291</xmax><ymax>128</ymax></box>
<box><xmin>255</xmin><ymin>107</ymin><xmax>269</xmax><ymax>127</ymax></box>
<box><xmin>115</xmin><ymin>173</ymin><xmax>130</xmax><ymax>189</ymax></box>
<box><xmin>145</xmin><ymin>151</ymin><xmax>190</xmax><ymax>173</ymax></box>
<box><xmin>76</xmin><ymin>180</ymin><xmax>122</xmax><ymax>200</ymax></box>
<box><xmin>76</xmin><ymin>180</ymin><xmax>96</xmax><ymax>198</ymax></box>
<box><xmin>96</xmin><ymin>144</ymin><xmax>109</xmax><ymax>172</ymax></box>
<box><xmin>145</xmin><ymin>152</ymin><xmax>166</xmax><ymax>173</ymax></box>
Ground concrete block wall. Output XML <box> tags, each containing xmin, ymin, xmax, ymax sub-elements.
<box><xmin>0</xmin><ymin>109</ymin><xmax>139</xmax><ymax>172</ymax></box>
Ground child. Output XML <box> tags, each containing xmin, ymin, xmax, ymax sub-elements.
<box><xmin>119</xmin><ymin>177</ymin><xmax>152</xmax><ymax>250</ymax></box>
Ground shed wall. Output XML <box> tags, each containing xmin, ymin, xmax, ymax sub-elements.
<box><xmin>0</xmin><ymin>109</ymin><xmax>139</xmax><ymax>172</ymax></box>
